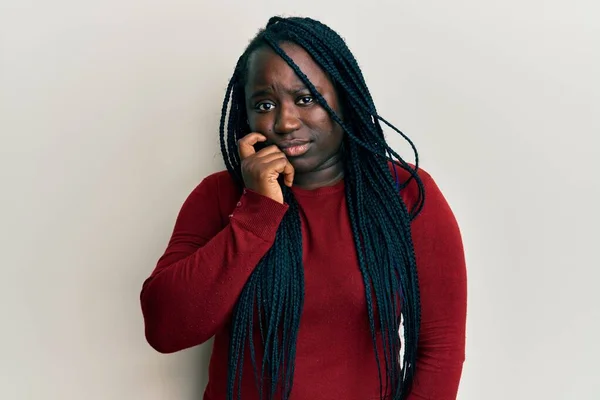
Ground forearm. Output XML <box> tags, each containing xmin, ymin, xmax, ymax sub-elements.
<box><xmin>140</xmin><ymin>220</ymin><xmax>275</xmax><ymax>353</ymax></box>
<box><xmin>140</xmin><ymin>184</ymin><xmax>288</xmax><ymax>353</ymax></box>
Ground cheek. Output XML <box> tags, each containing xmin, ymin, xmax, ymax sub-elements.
<box><xmin>248</xmin><ymin>114</ymin><xmax>275</xmax><ymax>135</ymax></box>
<box><xmin>310</xmin><ymin>109</ymin><xmax>342</xmax><ymax>143</ymax></box>
<box><xmin>311</xmin><ymin>98</ymin><xmax>344</xmax><ymax>141</ymax></box>
<box><xmin>245</xmin><ymin>102</ymin><xmax>271</xmax><ymax>133</ymax></box>
<box><xmin>306</xmin><ymin>105</ymin><xmax>336</xmax><ymax>130</ymax></box>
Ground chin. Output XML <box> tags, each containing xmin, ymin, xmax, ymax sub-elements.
<box><xmin>289</xmin><ymin>157</ymin><xmax>318</xmax><ymax>174</ymax></box>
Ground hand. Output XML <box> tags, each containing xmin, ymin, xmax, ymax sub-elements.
<box><xmin>238</xmin><ymin>133</ymin><xmax>295</xmax><ymax>204</ymax></box>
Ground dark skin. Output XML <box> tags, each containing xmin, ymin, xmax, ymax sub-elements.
<box><xmin>237</xmin><ymin>42</ymin><xmax>345</xmax><ymax>203</ymax></box>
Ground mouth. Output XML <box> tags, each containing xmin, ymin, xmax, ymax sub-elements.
<box><xmin>278</xmin><ymin>140</ymin><xmax>311</xmax><ymax>157</ymax></box>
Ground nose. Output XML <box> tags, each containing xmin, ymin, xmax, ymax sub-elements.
<box><xmin>274</xmin><ymin>102</ymin><xmax>301</xmax><ymax>135</ymax></box>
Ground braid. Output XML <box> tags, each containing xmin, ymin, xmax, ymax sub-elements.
<box><xmin>219</xmin><ymin>16</ymin><xmax>425</xmax><ymax>400</ymax></box>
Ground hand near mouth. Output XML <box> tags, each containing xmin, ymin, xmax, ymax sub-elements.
<box><xmin>238</xmin><ymin>133</ymin><xmax>295</xmax><ymax>204</ymax></box>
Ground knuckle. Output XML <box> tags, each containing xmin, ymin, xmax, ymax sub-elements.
<box><xmin>241</xmin><ymin>159</ymin><xmax>253</xmax><ymax>173</ymax></box>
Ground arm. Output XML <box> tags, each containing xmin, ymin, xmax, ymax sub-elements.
<box><xmin>406</xmin><ymin>171</ymin><xmax>467</xmax><ymax>400</ymax></box>
<box><xmin>140</xmin><ymin>173</ymin><xmax>288</xmax><ymax>353</ymax></box>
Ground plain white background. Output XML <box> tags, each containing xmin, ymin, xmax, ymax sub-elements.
<box><xmin>1</xmin><ymin>0</ymin><xmax>599</xmax><ymax>399</ymax></box>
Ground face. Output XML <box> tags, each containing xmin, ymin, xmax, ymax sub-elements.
<box><xmin>244</xmin><ymin>42</ymin><xmax>344</xmax><ymax>174</ymax></box>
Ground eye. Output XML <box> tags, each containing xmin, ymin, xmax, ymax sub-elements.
<box><xmin>255</xmin><ymin>101</ymin><xmax>275</xmax><ymax>112</ymax></box>
<box><xmin>296</xmin><ymin>96</ymin><xmax>314</xmax><ymax>106</ymax></box>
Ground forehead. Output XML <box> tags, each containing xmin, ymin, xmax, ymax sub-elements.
<box><xmin>245</xmin><ymin>42</ymin><xmax>332</xmax><ymax>90</ymax></box>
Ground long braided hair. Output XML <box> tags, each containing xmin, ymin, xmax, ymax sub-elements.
<box><xmin>219</xmin><ymin>16</ymin><xmax>425</xmax><ymax>400</ymax></box>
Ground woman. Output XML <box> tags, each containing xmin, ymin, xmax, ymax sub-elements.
<box><xmin>140</xmin><ymin>16</ymin><xmax>467</xmax><ymax>400</ymax></box>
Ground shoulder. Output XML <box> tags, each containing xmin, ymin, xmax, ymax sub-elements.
<box><xmin>387</xmin><ymin>161</ymin><xmax>460</xmax><ymax>234</ymax></box>
<box><xmin>167</xmin><ymin>170</ymin><xmax>242</xmax><ymax>243</ymax></box>
<box><xmin>392</xmin><ymin>164</ymin><xmax>466</xmax><ymax>286</ymax></box>
<box><xmin>182</xmin><ymin>170</ymin><xmax>241</xmax><ymax>215</ymax></box>
<box><xmin>191</xmin><ymin>170</ymin><xmax>240</xmax><ymax>197</ymax></box>
<box><xmin>387</xmin><ymin>161</ymin><xmax>439</xmax><ymax>214</ymax></box>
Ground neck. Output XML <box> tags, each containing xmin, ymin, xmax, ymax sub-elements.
<box><xmin>293</xmin><ymin>154</ymin><xmax>344</xmax><ymax>190</ymax></box>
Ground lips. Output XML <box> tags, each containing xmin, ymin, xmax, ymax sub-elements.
<box><xmin>278</xmin><ymin>139</ymin><xmax>311</xmax><ymax>157</ymax></box>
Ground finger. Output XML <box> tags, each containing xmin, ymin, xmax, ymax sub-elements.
<box><xmin>263</xmin><ymin>156</ymin><xmax>295</xmax><ymax>187</ymax></box>
<box><xmin>254</xmin><ymin>144</ymin><xmax>281</xmax><ymax>157</ymax></box>
<box><xmin>264</xmin><ymin>157</ymin><xmax>290</xmax><ymax>175</ymax></box>
<box><xmin>282</xmin><ymin>160</ymin><xmax>295</xmax><ymax>187</ymax></box>
<box><xmin>256</xmin><ymin>151</ymin><xmax>287</xmax><ymax>165</ymax></box>
<box><xmin>238</xmin><ymin>133</ymin><xmax>267</xmax><ymax>159</ymax></box>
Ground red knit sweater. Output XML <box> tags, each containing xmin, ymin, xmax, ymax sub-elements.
<box><xmin>140</xmin><ymin>165</ymin><xmax>467</xmax><ymax>400</ymax></box>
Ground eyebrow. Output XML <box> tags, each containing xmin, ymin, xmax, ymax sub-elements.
<box><xmin>249</xmin><ymin>86</ymin><xmax>323</xmax><ymax>100</ymax></box>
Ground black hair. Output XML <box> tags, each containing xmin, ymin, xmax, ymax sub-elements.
<box><xmin>219</xmin><ymin>16</ymin><xmax>425</xmax><ymax>400</ymax></box>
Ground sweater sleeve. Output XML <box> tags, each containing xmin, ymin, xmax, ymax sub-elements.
<box><xmin>140</xmin><ymin>173</ymin><xmax>289</xmax><ymax>354</ymax></box>
<box><xmin>406</xmin><ymin>170</ymin><xmax>467</xmax><ymax>400</ymax></box>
